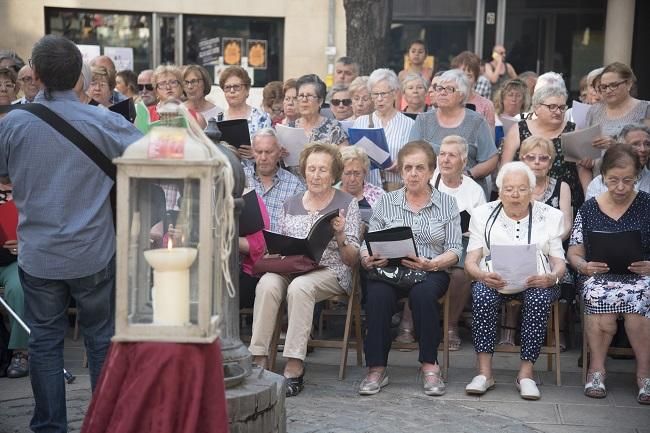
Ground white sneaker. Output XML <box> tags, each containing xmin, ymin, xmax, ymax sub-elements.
<box><xmin>465</xmin><ymin>374</ymin><xmax>495</xmax><ymax>395</ymax></box>
<box><xmin>517</xmin><ymin>378</ymin><xmax>540</xmax><ymax>400</ymax></box>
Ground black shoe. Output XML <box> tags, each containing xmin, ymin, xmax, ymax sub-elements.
<box><xmin>6</xmin><ymin>352</ymin><xmax>29</xmax><ymax>378</ymax></box>
<box><xmin>285</xmin><ymin>371</ymin><xmax>305</xmax><ymax>397</ymax></box>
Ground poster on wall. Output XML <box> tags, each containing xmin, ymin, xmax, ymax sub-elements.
<box><xmin>104</xmin><ymin>47</ymin><xmax>134</xmax><ymax>71</ymax></box>
<box><xmin>222</xmin><ymin>38</ymin><xmax>243</xmax><ymax>66</ymax></box>
<box><xmin>198</xmin><ymin>36</ymin><xmax>221</xmax><ymax>65</ymax></box>
<box><xmin>77</xmin><ymin>44</ymin><xmax>101</xmax><ymax>63</ymax></box>
<box><xmin>247</xmin><ymin>39</ymin><xmax>267</xmax><ymax>70</ymax></box>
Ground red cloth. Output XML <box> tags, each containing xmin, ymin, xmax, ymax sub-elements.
<box><xmin>81</xmin><ymin>341</ymin><xmax>229</xmax><ymax>433</ymax></box>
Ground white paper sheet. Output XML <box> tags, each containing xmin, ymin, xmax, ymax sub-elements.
<box><xmin>355</xmin><ymin>136</ymin><xmax>391</xmax><ymax>165</ymax></box>
<box><xmin>367</xmin><ymin>239</ymin><xmax>417</xmax><ymax>259</ymax></box>
<box><xmin>339</xmin><ymin>120</ymin><xmax>354</xmax><ymax>133</ymax></box>
<box><xmin>560</xmin><ymin>124</ymin><xmax>602</xmax><ymax>162</ymax></box>
<box><xmin>570</xmin><ymin>100</ymin><xmax>591</xmax><ymax>130</ymax></box>
<box><xmin>275</xmin><ymin>124</ymin><xmax>309</xmax><ymax>167</ymax></box>
<box><xmin>500</xmin><ymin>115</ymin><xmax>519</xmax><ymax>135</ymax></box>
<box><xmin>490</xmin><ymin>244</ymin><xmax>538</xmax><ymax>294</ymax></box>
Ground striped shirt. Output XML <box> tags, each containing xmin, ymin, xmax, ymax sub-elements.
<box><xmin>353</xmin><ymin>111</ymin><xmax>414</xmax><ymax>186</ymax></box>
<box><xmin>361</xmin><ymin>187</ymin><xmax>463</xmax><ymax>261</ymax></box>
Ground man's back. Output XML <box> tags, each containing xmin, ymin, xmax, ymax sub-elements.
<box><xmin>0</xmin><ymin>90</ymin><xmax>142</xmax><ymax>279</ymax></box>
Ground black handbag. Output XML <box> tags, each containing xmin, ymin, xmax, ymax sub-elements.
<box><xmin>367</xmin><ymin>265</ymin><xmax>427</xmax><ymax>289</ymax></box>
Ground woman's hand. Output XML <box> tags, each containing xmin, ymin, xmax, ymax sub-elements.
<box><xmin>628</xmin><ymin>261</ymin><xmax>650</xmax><ymax>276</ymax></box>
<box><xmin>361</xmin><ymin>254</ymin><xmax>389</xmax><ymax>270</ymax></box>
<box><xmin>401</xmin><ymin>254</ymin><xmax>433</xmax><ymax>271</ymax></box>
<box><xmin>526</xmin><ymin>273</ymin><xmax>557</xmax><ymax>288</ymax></box>
<box><xmin>385</xmin><ymin>161</ymin><xmax>399</xmax><ymax>173</ymax></box>
<box><xmin>480</xmin><ymin>271</ymin><xmax>506</xmax><ymax>289</ymax></box>
<box><xmin>3</xmin><ymin>240</ymin><xmax>18</xmax><ymax>256</ymax></box>
<box><xmin>332</xmin><ymin>209</ymin><xmax>346</xmax><ymax>235</ymax></box>
<box><xmin>592</xmin><ymin>136</ymin><xmax>615</xmax><ymax>150</ymax></box>
<box><xmin>578</xmin><ymin>261</ymin><xmax>609</xmax><ymax>276</ymax></box>
<box><xmin>577</xmin><ymin>158</ymin><xmax>595</xmax><ymax>169</ymax></box>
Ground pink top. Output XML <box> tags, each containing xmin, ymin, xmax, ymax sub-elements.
<box><xmin>468</xmin><ymin>93</ymin><xmax>496</xmax><ymax>132</ymax></box>
<box><xmin>241</xmin><ymin>193</ymin><xmax>270</xmax><ymax>275</ymax></box>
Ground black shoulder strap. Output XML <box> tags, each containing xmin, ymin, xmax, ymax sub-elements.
<box><xmin>13</xmin><ymin>104</ymin><xmax>116</xmax><ymax>180</ymax></box>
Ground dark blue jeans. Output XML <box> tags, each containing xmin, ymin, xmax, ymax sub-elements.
<box><xmin>19</xmin><ymin>257</ymin><xmax>115</xmax><ymax>433</ymax></box>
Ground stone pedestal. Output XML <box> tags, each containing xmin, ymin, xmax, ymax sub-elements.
<box><xmin>226</xmin><ymin>367</ymin><xmax>286</xmax><ymax>433</ymax></box>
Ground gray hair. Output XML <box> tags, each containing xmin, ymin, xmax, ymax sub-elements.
<box><xmin>531</xmin><ymin>85</ymin><xmax>567</xmax><ymax>108</ymax></box>
<box><xmin>367</xmin><ymin>68</ymin><xmax>400</xmax><ymax>92</ymax></box>
<box><xmin>80</xmin><ymin>61</ymin><xmax>92</xmax><ymax>92</ymax></box>
<box><xmin>438</xmin><ymin>69</ymin><xmax>471</xmax><ymax>105</ymax></box>
<box><xmin>401</xmin><ymin>73</ymin><xmax>429</xmax><ymax>92</ymax></box>
<box><xmin>348</xmin><ymin>76</ymin><xmax>369</xmax><ymax>96</ymax></box>
<box><xmin>336</xmin><ymin>56</ymin><xmax>359</xmax><ymax>75</ymax></box>
<box><xmin>440</xmin><ymin>135</ymin><xmax>469</xmax><ymax>161</ymax></box>
<box><xmin>496</xmin><ymin>161</ymin><xmax>536</xmax><ymax>191</ymax></box>
<box><xmin>587</xmin><ymin>67</ymin><xmax>604</xmax><ymax>86</ymax></box>
<box><xmin>534</xmin><ymin>71</ymin><xmax>566</xmax><ymax>92</ymax></box>
<box><xmin>619</xmin><ymin>123</ymin><xmax>650</xmax><ymax>142</ymax></box>
<box><xmin>252</xmin><ymin>127</ymin><xmax>279</xmax><ymax>147</ymax></box>
<box><xmin>330</xmin><ymin>84</ymin><xmax>350</xmax><ymax>98</ymax></box>
<box><xmin>340</xmin><ymin>146</ymin><xmax>370</xmax><ymax>173</ymax></box>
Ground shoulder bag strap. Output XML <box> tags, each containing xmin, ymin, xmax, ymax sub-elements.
<box><xmin>14</xmin><ymin>104</ymin><xmax>116</xmax><ymax>180</ymax></box>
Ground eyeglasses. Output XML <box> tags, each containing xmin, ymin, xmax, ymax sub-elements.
<box><xmin>297</xmin><ymin>93</ymin><xmax>319</xmax><ymax>101</ymax></box>
<box><xmin>539</xmin><ymin>103</ymin><xmax>568</xmax><ymax>113</ymax></box>
<box><xmin>18</xmin><ymin>76</ymin><xmax>33</xmax><ymax>84</ymax></box>
<box><xmin>598</xmin><ymin>80</ymin><xmax>627</xmax><ymax>93</ymax></box>
<box><xmin>222</xmin><ymin>84</ymin><xmax>245</xmax><ymax>93</ymax></box>
<box><xmin>89</xmin><ymin>81</ymin><xmax>108</xmax><ymax>89</ymax></box>
<box><xmin>432</xmin><ymin>85</ymin><xmax>457</xmax><ymax>94</ymax></box>
<box><xmin>331</xmin><ymin>98</ymin><xmax>352</xmax><ymax>106</ymax></box>
<box><xmin>0</xmin><ymin>81</ymin><xmax>16</xmax><ymax>90</ymax></box>
<box><xmin>604</xmin><ymin>176</ymin><xmax>636</xmax><ymax>187</ymax></box>
<box><xmin>138</xmin><ymin>83</ymin><xmax>154</xmax><ymax>91</ymax></box>
<box><xmin>522</xmin><ymin>154</ymin><xmax>552</xmax><ymax>163</ymax></box>
<box><xmin>370</xmin><ymin>91</ymin><xmax>393</xmax><ymax>100</ymax></box>
<box><xmin>342</xmin><ymin>170</ymin><xmax>364</xmax><ymax>178</ymax></box>
<box><xmin>184</xmin><ymin>78</ymin><xmax>203</xmax><ymax>87</ymax></box>
<box><xmin>156</xmin><ymin>80</ymin><xmax>181</xmax><ymax>90</ymax></box>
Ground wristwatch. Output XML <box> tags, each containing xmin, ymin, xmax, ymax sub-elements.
<box><xmin>552</xmin><ymin>273</ymin><xmax>560</xmax><ymax>285</ymax></box>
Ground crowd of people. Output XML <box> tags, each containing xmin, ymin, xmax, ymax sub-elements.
<box><xmin>0</xmin><ymin>34</ymin><xmax>649</xmax><ymax>432</ymax></box>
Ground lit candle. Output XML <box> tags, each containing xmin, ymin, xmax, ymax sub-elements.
<box><xmin>143</xmin><ymin>238</ymin><xmax>198</xmax><ymax>325</ymax></box>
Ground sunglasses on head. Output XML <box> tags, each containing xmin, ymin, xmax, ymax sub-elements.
<box><xmin>138</xmin><ymin>84</ymin><xmax>154</xmax><ymax>91</ymax></box>
<box><xmin>331</xmin><ymin>98</ymin><xmax>352</xmax><ymax>107</ymax></box>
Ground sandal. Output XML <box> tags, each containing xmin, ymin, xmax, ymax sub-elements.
<box><xmin>584</xmin><ymin>371</ymin><xmax>607</xmax><ymax>399</ymax></box>
<box><xmin>448</xmin><ymin>327</ymin><xmax>461</xmax><ymax>351</ymax></box>
<box><xmin>638</xmin><ymin>377</ymin><xmax>650</xmax><ymax>405</ymax></box>
<box><xmin>285</xmin><ymin>370</ymin><xmax>305</xmax><ymax>398</ymax></box>
<box><xmin>498</xmin><ymin>326</ymin><xmax>516</xmax><ymax>346</ymax></box>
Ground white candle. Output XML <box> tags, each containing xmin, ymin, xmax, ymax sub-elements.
<box><xmin>143</xmin><ymin>240</ymin><xmax>197</xmax><ymax>326</ymax></box>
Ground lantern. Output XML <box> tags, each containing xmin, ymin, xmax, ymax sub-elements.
<box><xmin>112</xmin><ymin>102</ymin><xmax>235</xmax><ymax>343</ymax></box>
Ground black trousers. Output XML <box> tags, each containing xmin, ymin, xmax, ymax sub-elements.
<box><xmin>364</xmin><ymin>271</ymin><xmax>449</xmax><ymax>367</ymax></box>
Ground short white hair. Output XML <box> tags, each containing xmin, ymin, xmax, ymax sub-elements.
<box><xmin>496</xmin><ymin>161</ymin><xmax>536</xmax><ymax>191</ymax></box>
<box><xmin>587</xmin><ymin>67</ymin><xmax>604</xmax><ymax>86</ymax></box>
<box><xmin>534</xmin><ymin>71</ymin><xmax>566</xmax><ymax>92</ymax></box>
<box><xmin>440</xmin><ymin>135</ymin><xmax>468</xmax><ymax>161</ymax></box>
<box><xmin>531</xmin><ymin>85</ymin><xmax>567</xmax><ymax>108</ymax></box>
<box><xmin>367</xmin><ymin>68</ymin><xmax>400</xmax><ymax>92</ymax></box>
<box><xmin>401</xmin><ymin>72</ymin><xmax>429</xmax><ymax>92</ymax></box>
<box><xmin>438</xmin><ymin>69</ymin><xmax>470</xmax><ymax>105</ymax></box>
<box><xmin>252</xmin><ymin>127</ymin><xmax>279</xmax><ymax>147</ymax></box>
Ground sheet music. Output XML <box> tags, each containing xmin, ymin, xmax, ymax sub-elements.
<box><xmin>560</xmin><ymin>124</ymin><xmax>602</xmax><ymax>162</ymax></box>
<box><xmin>570</xmin><ymin>100</ymin><xmax>591</xmax><ymax>130</ymax></box>
<box><xmin>367</xmin><ymin>239</ymin><xmax>417</xmax><ymax>259</ymax></box>
<box><xmin>500</xmin><ymin>115</ymin><xmax>519</xmax><ymax>135</ymax></box>
<box><xmin>276</xmin><ymin>124</ymin><xmax>309</xmax><ymax>167</ymax></box>
<box><xmin>355</xmin><ymin>136</ymin><xmax>391</xmax><ymax>166</ymax></box>
<box><xmin>490</xmin><ymin>244</ymin><xmax>537</xmax><ymax>294</ymax></box>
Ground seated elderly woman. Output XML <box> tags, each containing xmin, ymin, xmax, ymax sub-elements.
<box><xmin>464</xmin><ymin>161</ymin><xmax>566</xmax><ymax>400</ymax></box>
<box><xmin>249</xmin><ymin>143</ymin><xmax>361</xmax><ymax>397</ymax></box>
<box><xmin>567</xmin><ymin>145</ymin><xmax>650</xmax><ymax>404</ymax></box>
<box><xmin>348</xmin><ymin>76</ymin><xmax>373</xmax><ymax>121</ymax></box>
<box><xmin>338</xmin><ymin>146</ymin><xmax>384</xmax><ymax>221</ymax></box>
<box><xmin>329</xmin><ymin>84</ymin><xmax>353</xmax><ymax>121</ymax></box>
<box><xmin>432</xmin><ymin>135</ymin><xmax>486</xmax><ymax>350</ymax></box>
<box><xmin>87</xmin><ymin>65</ymin><xmax>114</xmax><ymax>108</ymax></box>
<box><xmin>401</xmin><ymin>73</ymin><xmax>429</xmax><ymax>117</ymax></box>
<box><xmin>359</xmin><ymin>141</ymin><xmax>462</xmax><ymax>397</ymax></box>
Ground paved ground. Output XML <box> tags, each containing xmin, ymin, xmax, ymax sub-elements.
<box><xmin>1</xmin><ymin>327</ymin><xmax>648</xmax><ymax>433</ymax></box>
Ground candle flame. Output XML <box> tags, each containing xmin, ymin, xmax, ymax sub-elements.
<box><xmin>167</xmin><ymin>238</ymin><xmax>173</xmax><ymax>250</ymax></box>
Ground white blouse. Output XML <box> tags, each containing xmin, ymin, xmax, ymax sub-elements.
<box><xmin>467</xmin><ymin>200</ymin><xmax>565</xmax><ymax>274</ymax></box>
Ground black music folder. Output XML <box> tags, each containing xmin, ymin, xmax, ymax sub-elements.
<box><xmin>109</xmin><ymin>98</ymin><xmax>136</xmax><ymax>123</ymax></box>
<box><xmin>217</xmin><ymin>119</ymin><xmax>251</xmax><ymax>148</ymax></box>
<box><xmin>460</xmin><ymin>210</ymin><xmax>471</xmax><ymax>233</ymax></box>
<box><xmin>364</xmin><ymin>226</ymin><xmax>418</xmax><ymax>266</ymax></box>
<box><xmin>587</xmin><ymin>230</ymin><xmax>644</xmax><ymax>274</ymax></box>
<box><xmin>239</xmin><ymin>190</ymin><xmax>265</xmax><ymax>236</ymax></box>
<box><xmin>263</xmin><ymin>209</ymin><xmax>338</xmax><ymax>262</ymax></box>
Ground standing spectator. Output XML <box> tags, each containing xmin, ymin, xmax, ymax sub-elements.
<box><xmin>137</xmin><ymin>69</ymin><xmax>156</xmax><ymax>107</ymax></box>
<box><xmin>334</xmin><ymin>56</ymin><xmax>359</xmax><ymax>87</ymax></box>
<box><xmin>182</xmin><ymin>64</ymin><xmax>223</xmax><ymax>123</ymax></box>
<box><xmin>115</xmin><ymin>69</ymin><xmax>138</xmax><ymax>100</ymax></box>
<box><xmin>398</xmin><ymin>40</ymin><xmax>433</xmax><ymax>83</ymax></box>
<box><xmin>452</xmin><ymin>52</ymin><xmax>496</xmax><ymax>132</ymax></box>
<box><xmin>484</xmin><ymin>45</ymin><xmax>517</xmax><ymax>93</ymax></box>
<box><xmin>14</xmin><ymin>65</ymin><xmax>39</xmax><ymax>104</ymax></box>
<box><xmin>0</xmin><ymin>35</ymin><xmax>142</xmax><ymax>433</ymax></box>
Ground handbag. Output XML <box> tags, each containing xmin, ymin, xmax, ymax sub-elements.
<box><xmin>252</xmin><ymin>254</ymin><xmax>320</xmax><ymax>275</ymax></box>
<box><xmin>367</xmin><ymin>265</ymin><xmax>427</xmax><ymax>289</ymax></box>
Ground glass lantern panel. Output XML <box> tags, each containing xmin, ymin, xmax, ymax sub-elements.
<box><xmin>127</xmin><ymin>177</ymin><xmax>201</xmax><ymax>326</ymax></box>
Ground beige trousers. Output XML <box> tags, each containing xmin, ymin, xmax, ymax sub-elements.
<box><xmin>248</xmin><ymin>268</ymin><xmax>345</xmax><ymax>360</ymax></box>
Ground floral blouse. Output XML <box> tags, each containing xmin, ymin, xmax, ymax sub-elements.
<box><xmin>289</xmin><ymin>117</ymin><xmax>348</xmax><ymax>146</ymax></box>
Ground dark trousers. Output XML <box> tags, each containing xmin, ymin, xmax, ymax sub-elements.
<box><xmin>19</xmin><ymin>257</ymin><xmax>115</xmax><ymax>433</ymax></box>
<box><xmin>239</xmin><ymin>271</ymin><xmax>259</xmax><ymax>309</ymax></box>
<box><xmin>364</xmin><ymin>271</ymin><xmax>449</xmax><ymax>367</ymax></box>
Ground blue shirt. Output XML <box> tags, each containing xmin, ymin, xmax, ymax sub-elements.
<box><xmin>243</xmin><ymin>164</ymin><xmax>305</xmax><ymax>232</ymax></box>
<box><xmin>0</xmin><ymin>90</ymin><xmax>142</xmax><ymax>279</ymax></box>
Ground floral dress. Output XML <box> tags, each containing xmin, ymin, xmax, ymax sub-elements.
<box><xmin>288</xmin><ymin>117</ymin><xmax>348</xmax><ymax>146</ymax></box>
<box><xmin>516</xmin><ymin>120</ymin><xmax>583</xmax><ymax>210</ymax></box>
<box><xmin>569</xmin><ymin>192</ymin><xmax>650</xmax><ymax>318</ymax></box>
